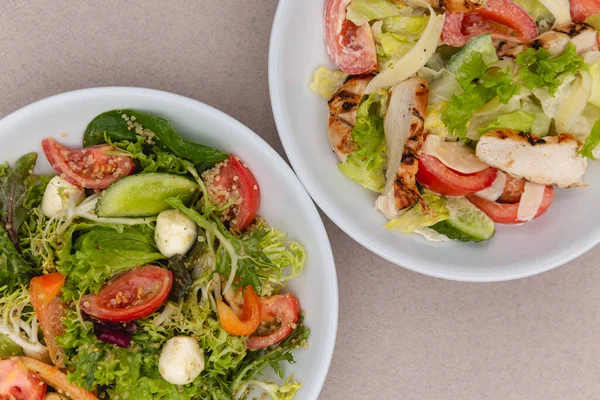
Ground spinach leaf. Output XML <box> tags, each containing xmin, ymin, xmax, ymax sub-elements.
<box><xmin>0</xmin><ymin>153</ymin><xmax>38</xmax><ymax>246</ymax></box>
<box><xmin>167</xmin><ymin>255</ymin><xmax>192</xmax><ymax>301</ymax></box>
<box><xmin>84</xmin><ymin>110</ymin><xmax>228</xmax><ymax>171</ymax></box>
<box><xmin>0</xmin><ymin>224</ymin><xmax>35</xmax><ymax>290</ymax></box>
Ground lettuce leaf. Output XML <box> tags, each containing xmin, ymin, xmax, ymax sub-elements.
<box><xmin>309</xmin><ymin>67</ymin><xmax>348</xmax><ymax>100</ymax></box>
<box><xmin>515</xmin><ymin>43</ymin><xmax>587</xmax><ymax>96</ymax></box>
<box><xmin>580</xmin><ymin>119</ymin><xmax>600</xmax><ymax>159</ymax></box>
<box><xmin>338</xmin><ymin>155</ymin><xmax>385</xmax><ymax>193</ymax></box>
<box><xmin>479</xmin><ymin>111</ymin><xmax>536</xmax><ymax>134</ymax></box>
<box><xmin>374</xmin><ymin>15</ymin><xmax>429</xmax><ymax>66</ymax></box>
<box><xmin>385</xmin><ymin>191</ymin><xmax>449</xmax><ymax>233</ymax></box>
<box><xmin>346</xmin><ymin>0</ymin><xmax>405</xmax><ymax>26</ymax></box>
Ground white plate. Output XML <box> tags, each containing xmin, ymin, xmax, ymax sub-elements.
<box><xmin>0</xmin><ymin>87</ymin><xmax>337</xmax><ymax>399</ymax></box>
<box><xmin>269</xmin><ymin>0</ymin><xmax>600</xmax><ymax>281</ymax></box>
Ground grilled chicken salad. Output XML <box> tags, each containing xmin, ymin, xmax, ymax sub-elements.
<box><xmin>0</xmin><ymin>110</ymin><xmax>307</xmax><ymax>399</ymax></box>
<box><xmin>312</xmin><ymin>0</ymin><xmax>600</xmax><ymax>242</ymax></box>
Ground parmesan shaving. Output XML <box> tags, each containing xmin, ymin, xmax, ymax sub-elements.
<box><xmin>517</xmin><ymin>182</ymin><xmax>546</xmax><ymax>222</ymax></box>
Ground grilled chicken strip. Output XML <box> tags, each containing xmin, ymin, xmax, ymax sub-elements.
<box><xmin>327</xmin><ymin>75</ymin><xmax>373</xmax><ymax>162</ymax></box>
<box><xmin>375</xmin><ymin>78</ymin><xmax>429</xmax><ymax>219</ymax></box>
<box><xmin>498</xmin><ymin>22</ymin><xmax>598</xmax><ymax>57</ymax></box>
<box><xmin>476</xmin><ymin>130</ymin><xmax>588</xmax><ymax>188</ymax></box>
<box><xmin>424</xmin><ymin>0</ymin><xmax>485</xmax><ymax>12</ymax></box>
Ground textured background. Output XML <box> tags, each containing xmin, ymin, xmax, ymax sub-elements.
<box><xmin>2</xmin><ymin>1</ymin><xmax>600</xmax><ymax>399</ymax></box>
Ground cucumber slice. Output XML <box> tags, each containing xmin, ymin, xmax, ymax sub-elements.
<box><xmin>96</xmin><ymin>173</ymin><xmax>198</xmax><ymax>217</ymax></box>
<box><xmin>431</xmin><ymin>197</ymin><xmax>495</xmax><ymax>242</ymax></box>
<box><xmin>0</xmin><ymin>334</ymin><xmax>23</xmax><ymax>356</ymax></box>
<box><xmin>447</xmin><ymin>34</ymin><xmax>498</xmax><ymax>73</ymax></box>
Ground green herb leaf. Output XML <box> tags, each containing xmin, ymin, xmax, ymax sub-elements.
<box><xmin>580</xmin><ymin>119</ymin><xmax>600</xmax><ymax>159</ymax></box>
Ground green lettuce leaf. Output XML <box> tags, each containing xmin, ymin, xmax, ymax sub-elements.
<box><xmin>338</xmin><ymin>155</ymin><xmax>385</xmax><ymax>193</ymax></box>
<box><xmin>515</xmin><ymin>43</ymin><xmax>587</xmax><ymax>96</ymax></box>
<box><xmin>346</xmin><ymin>0</ymin><xmax>405</xmax><ymax>26</ymax></box>
<box><xmin>309</xmin><ymin>67</ymin><xmax>348</xmax><ymax>100</ymax></box>
<box><xmin>587</xmin><ymin>59</ymin><xmax>600</xmax><ymax>108</ymax></box>
<box><xmin>479</xmin><ymin>111</ymin><xmax>536</xmax><ymax>134</ymax></box>
<box><xmin>385</xmin><ymin>191</ymin><xmax>449</xmax><ymax>233</ymax></box>
<box><xmin>580</xmin><ymin>119</ymin><xmax>600</xmax><ymax>159</ymax></box>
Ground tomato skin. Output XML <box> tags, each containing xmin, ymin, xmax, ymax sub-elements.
<box><xmin>247</xmin><ymin>294</ymin><xmax>300</xmax><ymax>350</ymax></box>
<box><xmin>416</xmin><ymin>154</ymin><xmax>498</xmax><ymax>196</ymax></box>
<box><xmin>80</xmin><ymin>265</ymin><xmax>173</xmax><ymax>322</ymax></box>
<box><xmin>324</xmin><ymin>0</ymin><xmax>378</xmax><ymax>74</ymax></box>
<box><xmin>205</xmin><ymin>154</ymin><xmax>260</xmax><ymax>231</ymax></box>
<box><xmin>218</xmin><ymin>286</ymin><xmax>262</xmax><ymax>336</ymax></box>
<box><xmin>0</xmin><ymin>358</ymin><xmax>46</xmax><ymax>400</ymax></box>
<box><xmin>466</xmin><ymin>186</ymin><xmax>554</xmax><ymax>224</ymax></box>
<box><xmin>42</xmin><ymin>137</ymin><xmax>135</xmax><ymax>189</ymax></box>
<box><xmin>570</xmin><ymin>0</ymin><xmax>600</xmax><ymax>22</ymax></box>
<box><xmin>30</xmin><ymin>273</ymin><xmax>66</xmax><ymax>368</ymax></box>
<box><xmin>441</xmin><ymin>0</ymin><xmax>538</xmax><ymax>46</ymax></box>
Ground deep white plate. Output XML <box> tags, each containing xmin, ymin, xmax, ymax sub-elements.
<box><xmin>0</xmin><ymin>87</ymin><xmax>337</xmax><ymax>399</ymax></box>
<box><xmin>269</xmin><ymin>0</ymin><xmax>600</xmax><ymax>281</ymax></box>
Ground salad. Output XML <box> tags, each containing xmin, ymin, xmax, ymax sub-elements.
<box><xmin>312</xmin><ymin>0</ymin><xmax>600</xmax><ymax>242</ymax></box>
<box><xmin>0</xmin><ymin>110</ymin><xmax>308</xmax><ymax>399</ymax></box>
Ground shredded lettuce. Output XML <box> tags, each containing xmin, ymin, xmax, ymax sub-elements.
<box><xmin>479</xmin><ymin>111</ymin><xmax>536</xmax><ymax>134</ymax></box>
<box><xmin>346</xmin><ymin>0</ymin><xmax>406</xmax><ymax>26</ymax></box>
<box><xmin>587</xmin><ymin>58</ymin><xmax>600</xmax><ymax>108</ymax></box>
<box><xmin>580</xmin><ymin>119</ymin><xmax>600</xmax><ymax>159</ymax></box>
<box><xmin>515</xmin><ymin>43</ymin><xmax>587</xmax><ymax>96</ymax></box>
<box><xmin>385</xmin><ymin>191</ymin><xmax>449</xmax><ymax>233</ymax></box>
<box><xmin>309</xmin><ymin>67</ymin><xmax>348</xmax><ymax>100</ymax></box>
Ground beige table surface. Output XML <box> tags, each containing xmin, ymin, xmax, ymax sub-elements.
<box><xmin>2</xmin><ymin>1</ymin><xmax>600</xmax><ymax>399</ymax></box>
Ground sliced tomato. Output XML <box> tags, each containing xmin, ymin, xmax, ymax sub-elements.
<box><xmin>204</xmin><ymin>154</ymin><xmax>260</xmax><ymax>231</ymax></box>
<box><xmin>30</xmin><ymin>273</ymin><xmax>66</xmax><ymax>367</ymax></box>
<box><xmin>80</xmin><ymin>265</ymin><xmax>172</xmax><ymax>322</ymax></box>
<box><xmin>217</xmin><ymin>286</ymin><xmax>262</xmax><ymax>336</ymax></box>
<box><xmin>42</xmin><ymin>137</ymin><xmax>135</xmax><ymax>189</ymax></box>
<box><xmin>324</xmin><ymin>0</ymin><xmax>378</xmax><ymax>74</ymax></box>
<box><xmin>416</xmin><ymin>154</ymin><xmax>498</xmax><ymax>196</ymax></box>
<box><xmin>0</xmin><ymin>358</ymin><xmax>46</xmax><ymax>400</ymax></box>
<box><xmin>466</xmin><ymin>186</ymin><xmax>554</xmax><ymax>224</ymax></box>
<box><xmin>247</xmin><ymin>294</ymin><xmax>300</xmax><ymax>350</ymax></box>
<box><xmin>497</xmin><ymin>175</ymin><xmax>525</xmax><ymax>204</ymax></box>
<box><xmin>17</xmin><ymin>357</ymin><xmax>98</xmax><ymax>400</ymax></box>
<box><xmin>571</xmin><ymin>0</ymin><xmax>600</xmax><ymax>22</ymax></box>
<box><xmin>441</xmin><ymin>0</ymin><xmax>538</xmax><ymax>47</ymax></box>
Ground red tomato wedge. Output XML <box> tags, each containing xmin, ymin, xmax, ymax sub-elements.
<box><xmin>497</xmin><ymin>175</ymin><xmax>525</xmax><ymax>204</ymax></box>
<box><xmin>0</xmin><ymin>358</ymin><xmax>46</xmax><ymax>400</ymax></box>
<box><xmin>16</xmin><ymin>357</ymin><xmax>98</xmax><ymax>400</ymax></box>
<box><xmin>42</xmin><ymin>137</ymin><xmax>135</xmax><ymax>189</ymax></box>
<box><xmin>324</xmin><ymin>0</ymin><xmax>378</xmax><ymax>74</ymax></box>
<box><xmin>80</xmin><ymin>265</ymin><xmax>172</xmax><ymax>322</ymax></box>
<box><xmin>217</xmin><ymin>286</ymin><xmax>262</xmax><ymax>336</ymax></box>
<box><xmin>247</xmin><ymin>294</ymin><xmax>301</xmax><ymax>350</ymax></box>
<box><xmin>30</xmin><ymin>273</ymin><xmax>66</xmax><ymax>368</ymax></box>
<box><xmin>416</xmin><ymin>154</ymin><xmax>498</xmax><ymax>196</ymax></box>
<box><xmin>204</xmin><ymin>154</ymin><xmax>260</xmax><ymax>231</ymax></box>
<box><xmin>571</xmin><ymin>0</ymin><xmax>600</xmax><ymax>22</ymax></box>
<box><xmin>441</xmin><ymin>0</ymin><xmax>538</xmax><ymax>47</ymax></box>
<box><xmin>466</xmin><ymin>186</ymin><xmax>554</xmax><ymax>224</ymax></box>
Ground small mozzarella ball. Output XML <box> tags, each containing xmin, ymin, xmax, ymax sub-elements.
<box><xmin>155</xmin><ymin>210</ymin><xmax>198</xmax><ymax>257</ymax></box>
<box><xmin>41</xmin><ymin>176</ymin><xmax>86</xmax><ymax>218</ymax></box>
<box><xmin>158</xmin><ymin>336</ymin><xmax>205</xmax><ymax>385</ymax></box>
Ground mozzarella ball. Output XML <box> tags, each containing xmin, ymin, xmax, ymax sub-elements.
<box><xmin>41</xmin><ymin>176</ymin><xmax>86</xmax><ymax>218</ymax></box>
<box><xmin>158</xmin><ymin>336</ymin><xmax>205</xmax><ymax>385</ymax></box>
<box><xmin>155</xmin><ymin>210</ymin><xmax>198</xmax><ymax>257</ymax></box>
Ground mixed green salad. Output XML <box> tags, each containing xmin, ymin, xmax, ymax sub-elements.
<box><xmin>0</xmin><ymin>110</ymin><xmax>307</xmax><ymax>399</ymax></box>
<box><xmin>313</xmin><ymin>0</ymin><xmax>600</xmax><ymax>242</ymax></box>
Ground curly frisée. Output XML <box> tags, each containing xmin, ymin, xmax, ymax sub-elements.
<box><xmin>0</xmin><ymin>109</ymin><xmax>309</xmax><ymax>400</ymax></box>
<box><xmin>314</xmin><ymin>0</ymin><xmax>600</xmax><ymax>243</ymax></box>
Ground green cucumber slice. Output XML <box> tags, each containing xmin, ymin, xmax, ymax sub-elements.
<box><xmin>431</xmin><ymin>197</ymin><xmax>495</xmax><ymax>242</ymax></box>
<box><xmin>96</xmin><ymin>173</ymin><xmax>198</xmax><ymax>217</ymax></box>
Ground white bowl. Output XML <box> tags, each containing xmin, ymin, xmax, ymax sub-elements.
<box><xmin>269</xmin><ymin>0</ymin><xmax>600</xmax><ymax>282</ymax></box>
<box><xmin>0</xmin><ymin>87</ymin><xmax>337</xmax><ymax>399</ymax></box>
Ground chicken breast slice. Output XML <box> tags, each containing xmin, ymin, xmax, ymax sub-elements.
<box><xmin>498</xmin><ymin>22</ymin><xmax>598</xmax><ymax>57</ymax></box>
<box><xmin>424</xmin><ymin>0</ymin><xmax>485</xmax><ymax>12</ymax></box>
<box><xmin>375</xmin><ymin>77</ymin><xmax>429</xmax><ymax>219</ymax></box>
<box><xmin>476</xmin><ymin>130</ymin><xmax>588</xmax><ymax>188</ymax></box>
<box><xmin>327</xmin><ymin>75</ymin><xmax>373</xmax><ymax>162</ymax></box>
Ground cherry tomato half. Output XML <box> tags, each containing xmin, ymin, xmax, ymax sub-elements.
<box><xmin>0</xmin><ymin>358</ymin><xmax>46</xmax><ymax>400</ymax></box>
<box><xmin>30</xmin><ymin>273</ymin><xmax>66</xmax><ymax>367</ymax></box>
<box><xmin>204</xmin><ymin>154</ymin><xmax>260</xmax><ymax>231</ymax></box>
<box><xmin>217</xmin><ymin>286</ymin><xmax>262</xmax><ymax>336</ymax></box>
<box><xmin>466</xmin><ymin>186</ymin><xmax>554</xmax><ymax>224</ymax></box>
<box><xmin>80</xmin><ymin>265</ymin><xmax>173</xmax><ymax>322</ymax></box>
<box><xmin>416</xmin><ymin>154</ymin><xmax>498</xmax><ymax>197</ymax></box>
<box><xmin>570</xmin><ymin>0</ymin><xmax>600</xmax><ymax>22</ymax></box>
<box><xmin>247</xmin><ymin>294</ymin><xmax>301</xmax><ymax>350</ymax></box>
<box><xmin>42</xmin><ymin>137</ymin><xmax>135</xmax><ymax>189</ymax></box>
<box><xmin>324</xmin><ymin>0</ymin><xmax>378</xmax><ymax>74</ymax></box>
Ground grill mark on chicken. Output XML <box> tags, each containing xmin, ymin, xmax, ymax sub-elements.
<box><xmin>426</xmin><ymin>0</ymin><xmax>484</xmax><ymax>12</ymax></box>
<box><xmin>555</xmin><ymin>22</ymin><xmax>591</xmax><ymax>37</ymax></box>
